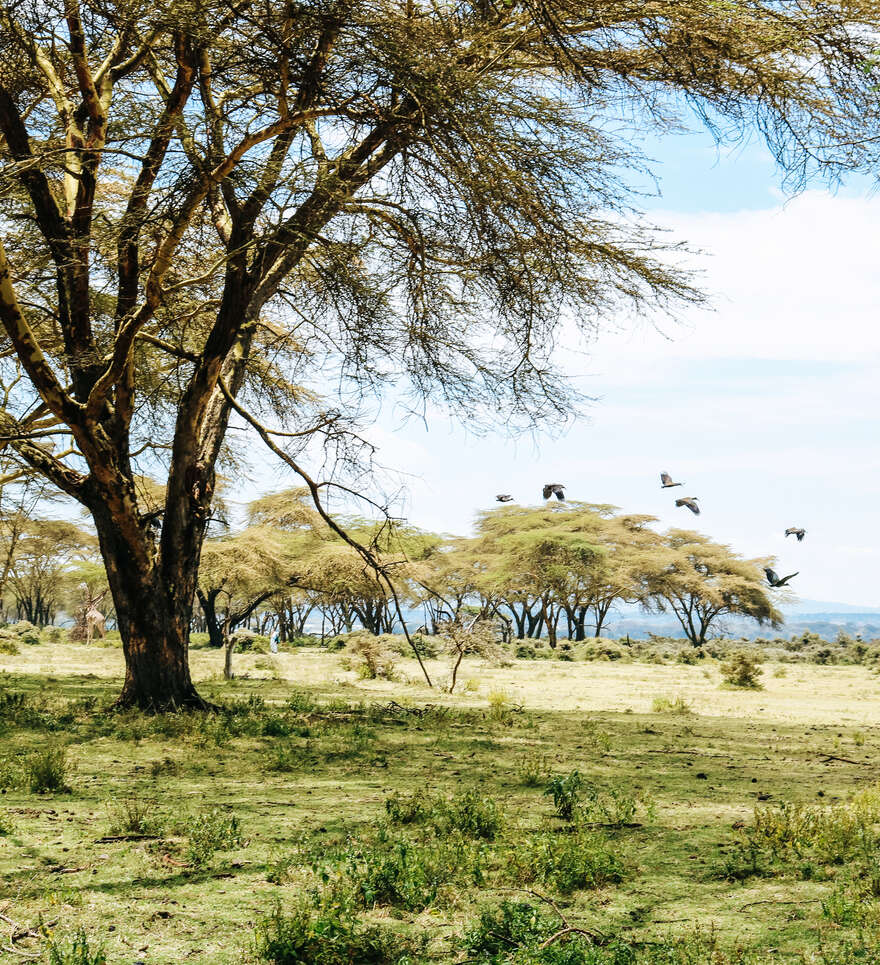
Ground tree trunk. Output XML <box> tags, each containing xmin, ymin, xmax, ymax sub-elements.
<box><xmin>93</xmin><ymin>497</ymin><xmax>209</xmax><ymax>711</ymax></box>
<box><xmin>224</xmin><ymin>633</ymin><xmax>235</xmax><ymax>679</ymax></box>
<box><xmin>196</xmin><ymin>588</ymin><xmax>225</xmax><ymax>648</ymax></box>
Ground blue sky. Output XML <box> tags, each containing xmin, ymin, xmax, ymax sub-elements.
<box><xmin>240</xmin><ymin>127</ymin><xmax>880</xmax><ymax>608</ymax></box>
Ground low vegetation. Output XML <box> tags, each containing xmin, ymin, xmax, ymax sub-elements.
<box><xmin>2</xmin><ymin>638</ymin><xmax>880</xmax><ymax>962</ymax></box>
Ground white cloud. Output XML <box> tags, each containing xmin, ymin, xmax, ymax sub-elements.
<box><xmin>246</xmin><ymin>190</ymin><xmax>880</xmax><ymax>608</ymax></box>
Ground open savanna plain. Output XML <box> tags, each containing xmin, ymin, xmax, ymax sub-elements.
<box><xmin>3</xmin><ymin>639</ymin><xmax>880</xmax><ymax>964</ymax></box>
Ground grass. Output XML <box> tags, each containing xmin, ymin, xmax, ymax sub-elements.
<box><xmin>2</xmin><ymin>641</ymin><xmax>880</xmax><ymax>961</ymax></box>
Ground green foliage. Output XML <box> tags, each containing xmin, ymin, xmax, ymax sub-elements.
<box><xmin>579</xmin><ymin>785</ymin><xmax>651</xmax><ymax>827</ymax></box>
<box><xmin>384</xmin><ymin>788</ymin><xmax>503</xmax><ymax>839</ymax></box>
<box><xmin>107</xmin><ymin>796</ymin><xmax>163</xmax><ymax>836</ymax></box>
<box><xmin>545</xmin><ymin>771</ymin><xmax>586</xmax><ymax>822</ymax></box>
<box><xmin>44</xmin><ymin>928</ymin><xmax>107</xmax><ymax>965</ymax></box>
<box><xmin>0</xmin><ymin>635</ymin><xmax>19</xmax><ymax>654</ymax></box>
<box><xmin>463</xmin><ymin>901</ymin><xmax>560</xmax><ymax>959</ymax></box>
<box><xmin>24</xmin><ymin>745</ymin><xmax>71</xmax><ymax>794</ymax></box>
<box><xmin>347</xmin><ymin>828</ymin><xmax>485</xmax><ymax>911</ymax></box>
<box><xmin>720</xmin><ymin>652</ymin><xmax>763</xmax><ymax>689</ymax></box>
<box><xmin>515</xmin><ymin>751</ymin><xmax>553</xmax><ymax>787</ymax></box>
<box><xmin>184</xmin><ymin>807</ymin><xmax>243</xmax><ymax>868</ymax></box>
<box><xmin>254</xmin><ymin>900</ymin><xmax>424</xmax><ymax>965</ymax></box>
<box><xmin>512</xmin><ymin>830</ymin><xmax>625</xmax><ymax>894</ymax></box>
<box><xmin>8</xmin><ymin>620</ymin><xmax>41</xmax><ymax>644</ymax></box>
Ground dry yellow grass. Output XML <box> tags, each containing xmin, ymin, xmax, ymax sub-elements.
<box><xmin>4</xmin><ymin>642</ymin><xmax>879</xmax><ymax>726</ymax></box>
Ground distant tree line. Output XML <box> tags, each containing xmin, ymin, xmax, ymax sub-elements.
<box><xmin>0</xmin><ymin>484</ymin><xmax>787</xmax><ymax>649</ymax></box>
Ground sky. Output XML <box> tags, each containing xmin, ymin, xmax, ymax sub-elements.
<box><xmin>238</xmin><ymin>130</ymin><xmax>880</xmax><ymax>608</ymax></box>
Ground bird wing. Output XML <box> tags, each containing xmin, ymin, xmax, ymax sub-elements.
<box><xmin>675</xmin><ymin>498</ymin><xmax>699</xmax><ymax>514</ymax></box>
<box><xmin>555</xmin><ymin>489</ymin><xmax>565</xmax><ymax>500</ymax></box>
<box><xmin>542</xmin><ymin>485</ymin><xmax>551</xmax><ymax>499</ymax></box>
<box><xmin>777</xmin><ymin>572</ymin><xmax>799</xmax><ymax>586</ymax></box>
<box><xmin>660</xmin><ymin>472</ymin><xmax>672</xmax><ymax>486</ymax></box>
<box><xmin>797</xmin><ymin>531</ymin><xmax>805</xmax><ymax>541</ymax></box>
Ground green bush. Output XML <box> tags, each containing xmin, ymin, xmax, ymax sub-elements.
<box><xmin>384</xmin><ymin>788</ymin><xmax>503</xmax><ymax>840</ymax></box>
<box><xmin>513</xmin><ymin>831</ymin><xmax>625</xmax><ymax>894</ymax></box>
<box><xmin>515</xmin><ymin>751</ymin><xmax>552</xmax><ymax>787</ymax></box>
<box><xmin>108</xmin><ymin>796</ymin><xmax>164</xmax><ymax>836</ymax></box>
<box><xmin>254</xmin><ymin>901</ymin><xmax>424</xmax><ymax>964</ymax></box>
<box><xmin>544</xmin><ymin>771</ymin><xmax>585</xmax><ymax>822</ymax></box>
<box><xmin>347</xmin><ymin>830</ymin><xmax>483</xmax><ymax>911</ymax></box>
<box><xmin>463</xmin><ymin>901</ymin><xmax>559</xmax><ymax>959</ymax></box>
<box><xmin>45</xmin><ymin>928</ymin><xmax>107</xmax><ymax>965</ymax></box>
<box><xmin>184</xmin><ymin>807</ymin><xmax>243</xmax><ymax>868</ymax></box>
<box><xmin>0</xmin><ymin>635</ymin><xmax>19</xmax><ymax>654</ymax></box>
<box><xmin>720</xmin><ymin>651</ymin><xmax>763</xmax><ymax>689</ymax></box>
<box><xmin>8</xmin><ymin>620</ymin><xmax>41</xmax><ymax>645</ymax></box>
<box><xmin>24</xmin><ymin>745</ymin><xmax>71</xmax><ymax>794</ymax></box>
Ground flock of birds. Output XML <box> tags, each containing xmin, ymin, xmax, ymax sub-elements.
<box><xmin>495</xmin><ymin>472</ymin><xmax>807</xmax><ymax>590</ymax></box>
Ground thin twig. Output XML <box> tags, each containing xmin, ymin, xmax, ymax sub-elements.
<box><xmin>218</xmin><ymin>378</ymin><xmax>433</xmax><ymax>686</ymax></box>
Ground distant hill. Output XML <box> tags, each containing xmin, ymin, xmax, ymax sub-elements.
<box><xmin>601</xmin><ymin>607</ymin><xmax>880</xmax><ymax>641</ymax></box>
<box><xmin>780</xmin><ymin>598</ymin><xmax>880</xmax><ymax>616</ymax></box>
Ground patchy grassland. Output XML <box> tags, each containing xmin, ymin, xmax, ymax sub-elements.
<box><xmin>2</xmin><ymin>640</ymin><xmax>880</xmax><ymax>963</ymax></box>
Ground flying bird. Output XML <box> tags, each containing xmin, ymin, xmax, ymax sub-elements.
<box><xmin>675</xmin><ymin>497</ymin><xmax>700</xmax><ymax>515</ymax></box>
<box><xmin>495</xmin><ymin>494</ymin><xmax>514</xmax><ymax>503</ymax></box>
<box><xmin>543</xmin><ymin>483</ymin><xmax>565</xmax><ymax>501</ymax></box>
<box><xmin>785</xmin><ymin>528</ymin><xmax>806</xmax><ymax>541</ymax></box>
<box><xmin>764</xmin><ymin>567</ymin><xmax>798</xmax><ymax>587</ymax></box>
<box><xmin>660</xmin><ymin>472</ymin><xmax>683</xmax><ymax>489</ymax></box>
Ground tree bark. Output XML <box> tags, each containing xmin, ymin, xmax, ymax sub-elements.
<box><xmin>92</xmin><ymin>494</ymin><xmax>209</xmax><ymax>711</ymax></box>
<box><xmin>196</xmin><ymin>588</ymin><xmax>224</xmax><ymax>648</ymax></box>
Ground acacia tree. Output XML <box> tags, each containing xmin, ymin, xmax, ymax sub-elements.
<box><xmin>196</xmin><ymin>526</ymin><xmax>293</xmax><ymax>676</ymax></box>
<box><xmin>6</xmin><ymin>518</ymin><xmax>96</xmax><ymax>624</ymax></box>
<box><xmin>647</xmin><ymin>529</ymin><xmax>781</xmax><ymax>647</ymax></box>
<box><xmin>0</xmin><ymin>0</ymin><xmax>876</xmax><ymax>707</ymax></box>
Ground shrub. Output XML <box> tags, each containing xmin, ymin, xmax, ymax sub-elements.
<box><xmin>463</xmin><ymin>900</ymin><xmax>559</xmax><ymax>959</ymax></box>
<box><xmin>44</xmin><ymin>928</ymin><xmax>107</xmax><ymax>965</ymax></box>
<box><xmin>346</xmin><ymin>632</ymin><xmax>396</xmax><ymax>680</ymax></box>
<box><xmin>108</xmin><ymin>796</ymin><xmax>163</xmax><ymax>836</ymax></box>
<box><xmin>384</xmin><ymin>788</ymin><xmax>502</xmax><ymax>839</ymax></box>
<box><xmin>579</xmin><ymin>784</ymin><xmax>651</xmax><ymax>827</ymax></box>
<box><xmin>254</xmin><ymin>901</ymin><xmax>424</xmax><ymax>964</ymax></box>
<box><xmin>262</xmin><ymin>714</ymin><xmax>292</xmax><ymax>737</ymax></box>
<box><xmin>544</xmin><ymin>771</ymin><xmax>585</xmax><ymax>822</ymax></box>
<box><xmin>286</xmin><ymin>692</ymin><xmax>316</xmax><ymax>713</ymax></box>
<box><xmin>8</xmin><ymin>620</ymin><xmax>41</xmax><ymax>645</ymax></box>
<box><xmin>385</xmin><ymin>791</ymin><xmax>429</xmax><ymax>825</ymax></box>
<box><xmin>347</xmin><ymin>831</ymin><xmax>482</xmax><ymax>911</ymax></box>
<box><xmin>184</xmin><ymin>807</ymin><xmax>243</xmax><ymax>868</ymax></box>
<box><xmin>24</xmin><ymin>745</ymin><xmax>71</xmax><ymax>794</ymax></box>
<box><xmin>44</xmin><ymin>626</ymin><xmax>67</xmax><ymax>643</ymax></box>
<box><xmin>444</xmin><ymin>788</ymin><xmax>503</xmax><ymax>840</ymax></box>
<box><xmin>720</xmin><ymin>651</ymin><xmax>763</xmax><ymax>689</ymax></box>
<box><xmin>513</xmin><ymin>831</ymin><xmax>625</xmax><ymax>894</ymax></box>
<box><xmin>652</xmin><ymin>695</ymin><xmax>693</xmax><ymax>715</ymax></box>
<box><xmin>748</xmin><ymin>786</ymin><xmax>880</xmax><ymax>868</ymax></box>
<box><xmin>0</xmin><ymin>635</ymin><xmax>19</xmax><ymax>654</ymax></box>
<box><xmin>487</xmin><ymin>689</ymin><xmax>513</xmax><ymax>722</ymax></box>
<box><xmin>516</xmin><ymin>751</ymin><xmax>553</xmax><ymax>787</ymax></box>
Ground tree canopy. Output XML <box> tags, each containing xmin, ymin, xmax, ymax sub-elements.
<box><xmin>1</xmin><ymin>0</ymin><xmax>876</xmax><ymax>706</ymax></box>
